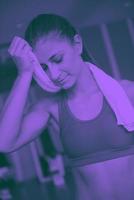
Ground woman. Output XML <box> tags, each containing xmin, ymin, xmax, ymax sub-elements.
<box><xmin>0</xmin><ymin>13</ymin><xmax>134</xmax><ymax>200</ymax></box>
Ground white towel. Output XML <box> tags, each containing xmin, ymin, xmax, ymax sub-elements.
<box><xmin>33</xmin><ymin>55</ymin><xmax>134</xmax><ymax>132</ymax></box>
<box><xmin>88</xmin><ymin>62</ymin><xmax>134</xmax><ymax>132</ymax></box>
<box><xmin>28</xmin><ymin>51</ymin><xmax>61</xmax><ymax>93</ymax></box>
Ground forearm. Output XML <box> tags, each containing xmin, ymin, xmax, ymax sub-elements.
<box><xmin>0</xmin><ymin>72</ymin><xmax>33</xmax><ymax>151</ymax></box>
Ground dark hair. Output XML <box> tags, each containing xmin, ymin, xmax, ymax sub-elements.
<box><xmin>25</xmin><ymin>13</ymin><xmax>93</xmax><ymax>62</ymax></box>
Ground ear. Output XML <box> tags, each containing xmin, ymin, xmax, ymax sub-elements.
<box><xmin>73</xmin><ymin>34</ymin><xmax>83</xmax><ymax>55</ymax></box>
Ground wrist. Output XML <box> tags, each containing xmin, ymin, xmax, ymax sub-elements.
<box><xmin>18</xmin><ymin>70</ymin><xmax>33</xmax><ymax>77</ymax></box>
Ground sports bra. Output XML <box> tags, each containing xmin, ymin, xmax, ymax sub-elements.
<box><xmin>58</xmin><ymin>91</ymin><xmax>134</xmax><ymax>167</ymax></box>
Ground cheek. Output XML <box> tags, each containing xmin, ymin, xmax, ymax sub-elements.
<box><xmin>60</xmin><ymin>51</ymin><xmax>78</xmax><ymax>74</ymax></box>
<box><xmin>59</xmin><ymin>59</ymin><xmax>72</xmax><ymax>73</ymax></box>
<box><xmin>67</xmin><ymin>54</ymin><xmax>78</xmax><ymax>71</ymax></box>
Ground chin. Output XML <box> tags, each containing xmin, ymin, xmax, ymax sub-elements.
<box><xmin>62</xmin><ymin>79</ymin><xmax>76</xmax><ymax>90</ymax></box>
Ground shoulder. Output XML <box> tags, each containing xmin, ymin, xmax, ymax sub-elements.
<box><xmin>26</xmin><ymin>86</ymin><xmax>61</xmax><ymax>115</ymax></box>
<box><xmin>31</xmin><ymin>93</ymin><xmax>60</xmax><ymax>114</ymax></box>
<box><xmin>118</xmin><ymin>79</ymin><xmax>134</xmax><ymax>104</ymax></box>
<box><xmin>118</xmin><ymin>79</ymin><xmax>134</xmax><ymax>92</ymax></box>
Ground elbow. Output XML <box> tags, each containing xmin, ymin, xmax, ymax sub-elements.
<box><xmin>0</xmin><ymin>144</ymin><xmax>15</xmax><ymax>154</ymax></box>
<box><xmin>0</xmin><ymin>130</ymin><xmax>18</xmax><ymax>154</ymax></box>
<box><xmin>0</xmin><ymin>143</ymin><xmax>22</xmax><ymax>154</ymax></box>
<box><xmin>0</xmin><ymin>148</ymin><xmax>11</xmax><ymax>154</ymax></box>
<box><xmin>0</xmin><ymin>148</ymin><xmax>16</xmax><ymax>154</ymax></box>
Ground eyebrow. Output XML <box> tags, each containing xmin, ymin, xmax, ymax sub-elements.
<box><xmin>49</xmin><ymin>51</ymin><xmax>63</xmax><ymax>61</ymax></box>
<box><xmin>40</xmin><ymin>51</ymin><xmax>63</xmax><ymax>65</ymax></box>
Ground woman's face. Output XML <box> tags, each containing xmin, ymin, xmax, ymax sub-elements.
<box><xmin>33</xmin><ymin>33</ymin><xmax>83</xmax><ymax>90</ymax></box>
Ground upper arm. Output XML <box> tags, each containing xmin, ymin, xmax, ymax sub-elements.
<box><xmin>119</xmin><ymin>79</ymin><xmax>134</xmax><ymax>106</ymax></box>
<box><xmin>9</xmin><ymin>99</ymin><xmax>50</xmax><ymax>152</ymax></box>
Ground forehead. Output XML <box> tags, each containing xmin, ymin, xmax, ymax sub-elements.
<box><xmin>33</xmin><ymin>34</ymin><xmax>73</xmax><ymax>63</ymax></box>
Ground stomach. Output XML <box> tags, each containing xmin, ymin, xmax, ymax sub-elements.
<box><xmin>71</xmin><ymin>154</ymin><xmax>134</xmax><ymax>200</ymax></box>
<box><xmin>48</xmin><ymin>98</ymin><xmax>134</xmax><ymax>199</ymax></box>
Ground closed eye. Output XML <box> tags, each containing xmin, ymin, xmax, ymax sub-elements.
<box><xmin>51</xmin><ymin>54</ymin><xmax>63</xmax><ymax>64</ymax></box>
<box><xmin>53</xmin><ymin>57</ymin><xmax>63</xmax><ymax>63</ymax></box>
<box><xmin>40</xmin><ymin>54</ymin><xmax>63</xmax><ymax>70</ymax></box>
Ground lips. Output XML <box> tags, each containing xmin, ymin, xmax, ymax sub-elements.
<box><xmin>54</xmin><ymin>74</ymin><xmax>69</xmax><ymax>86</ymax></box>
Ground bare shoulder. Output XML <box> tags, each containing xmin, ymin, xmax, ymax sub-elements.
<box><xmin>119</xmin><ymin>79</ymin><xmax>134</xmax><ymax>92</ymax></box>
<box><xmin>28</xmin><ymin>84</ymin><xmax>60</xmax><ymax>113</ymax></box>
<box><xmin>119</xmin><ymin>79</ymin><xmax>134</xmax><ymax>87</ymax></box>
<box><xmin>118</xmin><ymin>79</ymin><xmax>134</xmax><ymax>104</ymax></box>
<box><xmin>30</xmin><ymin>93</ymin><xmax>60</xmax><ymax>114</ymax></box>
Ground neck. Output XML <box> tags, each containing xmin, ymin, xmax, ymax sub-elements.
<box><xmin>67</xmin><ymin>62</ymin><xmax>99</xmax><ymax>100</ymax></box>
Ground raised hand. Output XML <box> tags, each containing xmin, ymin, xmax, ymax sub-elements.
<box><xmin>8</xmin><ymin>36</ymin><xmax>35</xmax><ymax>74</ymax></box>
<box><xmin>8</xmin><ymin>36</ymin><xmax>60</xmax><ymax>93</ymax></box>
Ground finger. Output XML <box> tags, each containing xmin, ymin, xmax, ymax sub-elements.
<box><xmin>9</xmin><ymin>37</ymin><xmax>30</xmax><ymax>56</ymax></box>
<box><xmin>22</xmin><ymin>42</ymin><xmax>32</xmax><ymax>52</ymax></box>
<box><xmin>8</xmin><ymin>36</ymin><xmax>21</xmax><ymax>51</ymax></box>
<box><xmin>14</xmin><ymin>38</ymin><xmax>32</xmax><ymax>55</ymax></box>
<box><xmin>8</xmin><ymin>36</ymin><xmax>21</xmax><ymax>55</ymax></box>
<box><xmin>14</xmin><ymin>41</ymin><xmax>30</xmax><ymax>56</ymax></box>
<box><xmin>19</xmin><ymin>45</ymin><xmax>32</xmax><ymax>57</ymax></box>
<box><xmin>18</xmin><ymin>37</ymin><xmax>31</xmax><ymax>50</ymax></box>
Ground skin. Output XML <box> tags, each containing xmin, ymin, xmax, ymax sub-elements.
<box><xmin>2</xmin><ymin>33</ymin><xmax>134</xmax><ymax>200</ymax></box>
<box><xmin>32</xmin><ymin>33</ymin><xmax>134</xmax><ymax>200</ymax></box>
<box><xmin>33</xmin><ymin>33</ymin><xmax>103</xmax><ymax>120</ymax></box>
<box><xmin>33</xmin><ymin>33</ymin><xmax>99</xmax><ymax>94</ymax></box>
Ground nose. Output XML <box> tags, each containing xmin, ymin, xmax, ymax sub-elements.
<box><xmin>48</xmin><ymin>64</ymin><xmax>61</xmax><ymax>82</ymax></box>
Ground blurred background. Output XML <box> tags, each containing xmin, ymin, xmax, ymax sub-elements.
<box><xmin>0</xmin><ymin>0</ymin><xmax>134</xmax><ymax>199</ymax></box>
